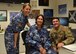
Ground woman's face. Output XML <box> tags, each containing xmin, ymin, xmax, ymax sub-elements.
<box><xmin>37</xmin><ymin>16</ymin><xmax>43</xmax><ymax>26</ymax></box>
<box><xmin>52</xmin><ymin>19</ymin><xmax>60</xmax><ymax>28</ymax></box>
<box><xmin>22</xmin><ymin>5</ymin><xmax>31</xmax><ymax>16</ymax></box>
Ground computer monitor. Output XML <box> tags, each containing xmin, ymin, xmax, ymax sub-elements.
<box><xmin>59</xmin><ymin>17</ymin><xmax>69</xmax><ymax>26</ymax></box>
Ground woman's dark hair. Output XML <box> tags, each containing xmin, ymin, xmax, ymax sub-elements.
<box><xmin>22</xmin><ymin>3</ymin><xmax>31</xmax><ymax>9</ymax></box>
<box><xmin>35</xmin><ymin>14</ymin><xmax>45</xmax><ymax>26</ymax></box>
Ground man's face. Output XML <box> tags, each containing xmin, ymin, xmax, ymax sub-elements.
<box><xmin>52</xmin><ymin>19</ymin><xmax>60</xmax><ymax>28</ymax></box>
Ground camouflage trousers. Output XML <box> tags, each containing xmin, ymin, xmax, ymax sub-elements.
<box><xmin>4</xmin><ymin>32</ymin><xmax>19</xmax><ymax>54</ymax></box>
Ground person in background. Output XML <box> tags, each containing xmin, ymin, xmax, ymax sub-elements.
<box><xmin>49</xmin><ymin>17</ymin><xmax>75</xmax><ymax>54</ymax></box>
<box><xmin>4</xmin><ymin>3</ymin><xmax>31</xmax><ymax>54</ymax></box>
<box><xmin>26</xmin><ymin>14</ymin><xmax>56</xmax><ymax>54</ymax></box>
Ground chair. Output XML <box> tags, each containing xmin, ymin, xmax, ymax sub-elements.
<box><xmin>20</xmin><ymin>30</ymin><xmax>30</xmax><ymax>54</ymax></box>
<box><xmin>71</xmin><ymin>29</ymin><xmax>76</xmax><ymax>42</ymax></box>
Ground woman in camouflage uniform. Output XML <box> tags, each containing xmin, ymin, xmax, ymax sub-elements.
<box><xmin>4</xmin><ymin>3</ymin><xmax>31</xmax><ymax>54</ymax></box>
<box><xmin>26</xmin><ymin>14</ymin><xmax>56</xmax><ymax>54</ymax></box>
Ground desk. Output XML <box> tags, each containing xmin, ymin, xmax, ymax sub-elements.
<box><xmin>0</xmin><ymin>32</ymin><xmax>6</xmax><ymax>54</ymax></box>
<box><xmin>59</xmin><ymin>43</ymin><xmax>76</xmax><ymax>54</ymax></box>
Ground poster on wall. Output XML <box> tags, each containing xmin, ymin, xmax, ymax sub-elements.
<box><xmin>0</xmin><ymin>10</ymin><xmax>7</xmax><ymax>21</ymax></box>
<box><xmin>31</xmin><ymin>10</ymin><xmax>40</xmax><ymax>18</ymax></box>
<box><xmin>58</xmin><ymin>4</ymin><xmax>67</xmax><ymax>14</ymax></box>
<box><xmin>73</xmin><ymin>0</ymin><xmax>76</xmax><ymax>7</ymax></box>
<box><xmin>44</xmin><ymin>9</ymin><xmax>53</xmax><ymax>18</ymax></box>
<box><xmin>39</xmin><ymin>0</ymin><xmax>49</xmax><ymax>6</ymax></box>
<box><xmin>30</xmin><ymin>0</ymin><xmax>37</xmax><ymax>8</ymax></box>
<box><xmin>69</xmin><ymin>10</ymin><xmax>76</xmax><ymax>23</ymax></box>
<box><xmin>9</xmin><ymin>11</ymin><xmax>19</xmax><ymax>21</ymax></box>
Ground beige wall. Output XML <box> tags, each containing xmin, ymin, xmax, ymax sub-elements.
<box><xmin>0</xmin><ymin>0</ymin><xmax>55</xmax><ymax>30</ymax></box>
<box><xmin>0</xmin><ymin>0</ymin><xmax>76</xmax><ymax>30</ymax></box>
<box><xmin>54</xmin><ymin>0</ymin><xmax>73</xmax><ymax>17</ymax></box>
<box><xmin>0</xmin><ymin>3</ymin><xmax>22</xmax><ymax>29</ymax></box>
<box><xmin>54</xmin><ymin>0</ymin><xmax>76</xmax><ymax>29</ymax></box>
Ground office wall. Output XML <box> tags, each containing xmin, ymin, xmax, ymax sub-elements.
<box><xmin>0</xmin><ymin>0</ymin><xmax>55</xmax><ymax>30</ymax></box>
<box><xmin>54</xmin><ymin>0</ymin><xmax>76</xmax><ymax>29</ymax></box>
<box><xmin>0</xmin><ymin>0</ymin><xmax>76</xmax><ymax>30</ymax></box>
<box><xmin>0</xmin><ymin>3</ymin><xmax>22</xmax><ymax>29</ymax></box>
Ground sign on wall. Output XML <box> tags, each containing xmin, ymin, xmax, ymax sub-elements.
<box><xmin>73</xmin><ymin>0</ymin><xmax>76</xmax><ymax>7</ymax></box>
<box><xmin>39</xmin><ymin>0</ymin><xmax>49</xmax><ymax>6</ymax></box>
<box><xmin>9</xmin><ymin>11</ymin><xmax>19</xmax><ymax>21</ymax></box>
<box><xmin>44</xmin><ymin>9</ymin><xmax>53</xmax><ymax>18</ymax></box>
<box><xmin>58</xmin><ymin>4</ymin><xmax>67</xmax><ymax>14</ymax></box>
<box><xmin>31</xmin><ymin>10</ymin><xmax>40</xmax><ymax>18</ymax></box>
<box><xmin>69</xmin><ymin>10</ymin><xmax>76</xmax><ymax>23</ymax></box>
<box><xmin>0</xmin><ymin>10</ymin><xmax>7</xmax><ymax>21</ymax></box>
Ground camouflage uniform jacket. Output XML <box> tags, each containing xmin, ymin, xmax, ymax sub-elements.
<box><xmin>49</xmin><ymin>25</ymin><xmax>75</xmax><ymax>47</ymax></box>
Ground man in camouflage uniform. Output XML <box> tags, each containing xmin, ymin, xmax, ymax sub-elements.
<box><xmin>49</xmin><ymin>17</ymin><xmax>75</xmax><ymax>53</ymax></box>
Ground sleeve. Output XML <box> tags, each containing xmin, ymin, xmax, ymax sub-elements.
<box><xmin>62</xmin><ymin>27</ymin><xmax>75</xmax><ymax>45</ymax></box>
<box><xmin>11</xmin><ymin>16</ymin><xmax>23</xmax><ymax>33</ymax></box>
<box><xmin>49</xmin><ymin>29</ymin><xmax>57</xmax><ymax>47</ymax></box>
<box><xmin>25</xmin><ymin>26</ymin><xmax>42</xmax><ymax>49</ymax></box>
<box><xmin>44</xmin><ymin>29</ymin><xmax>52</xmax><ymax>50</ymax></box>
